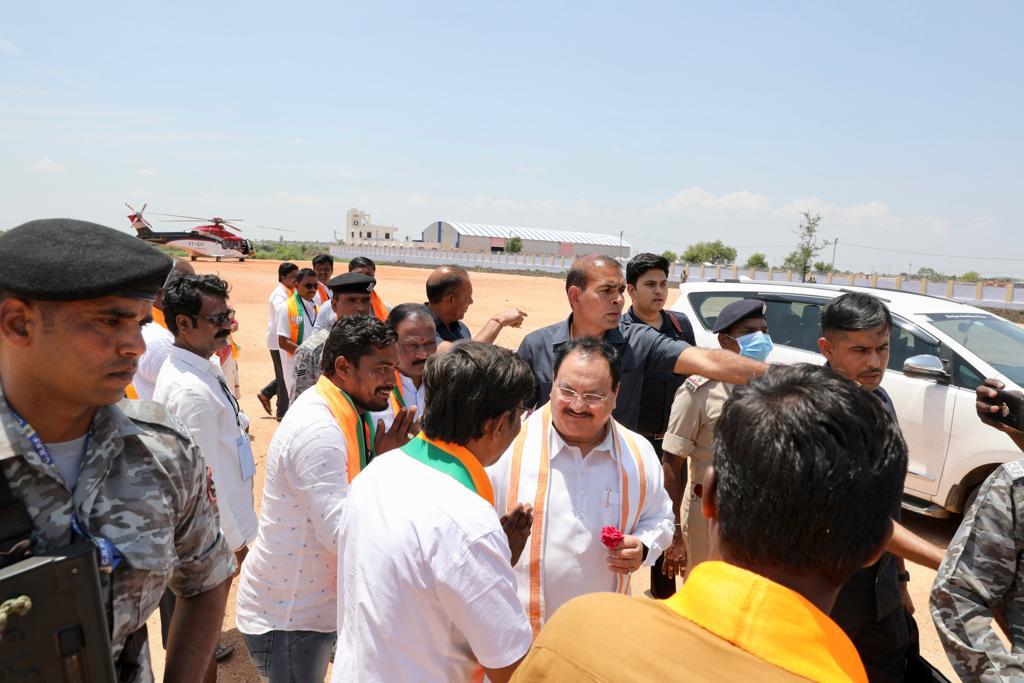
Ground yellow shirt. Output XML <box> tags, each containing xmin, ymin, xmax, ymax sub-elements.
<box><xmin>512</xmin><ymin>561</ymin><xmax>866</xmax><ymax>683</ymax></box>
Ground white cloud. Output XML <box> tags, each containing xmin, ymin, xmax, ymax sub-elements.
<box><xmin>30</xmin><ymin>157</ymin><xmax>65</xmax><ymax>173</ymax></box>
<box><xmin>137</xmin><ymin>168</ymin><xmax>158</xmax><ymax>177</ymax></box>
<box><xmin>337</xmin><ymin>169</ymin><xmax>357</xmax><ymax>177</ymax></box>
<box><xmin>467</xmin><ymin>195</ymin><xmax>562</xmax><ymax>211</ymax></box>
<box><xmin>648</xmin><ymin>186</ymin><xmax>948</xmax><ymax>234</ymax></box>
<box><xmin>0</xmin><ymin>39</ymin><xmax>23</xmax><ymax>56</ymax></box>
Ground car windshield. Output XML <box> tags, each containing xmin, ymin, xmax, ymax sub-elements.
<box><xmin>926</xmin><ymin>312</ymin><xmax>1024</xmax><ymax>385</ymax></box>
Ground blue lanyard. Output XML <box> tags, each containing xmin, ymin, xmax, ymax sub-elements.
<box><xmin>9</xmin><ymin>409</ymin><xmax>124</xmax><ymax>573</ymax></box>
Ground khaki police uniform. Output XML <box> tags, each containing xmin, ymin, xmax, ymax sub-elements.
<box><xmin>663</xmin><ymin>376</ymin><xmax>733</xmax><ymax>570</ymax></box>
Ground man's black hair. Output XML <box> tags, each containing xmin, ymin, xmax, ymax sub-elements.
<box><xmin>625</xmin><ymin>252</ymin><xmax>670</xmax><ymax>287</ymax></box>
<box><xmin>425</xmin><ymin>266</ymin><xmax>469</xmax><ymax>304</ymax></box>
<box><xmin>565</xmin><ymin>254</ymin><xmax>621</xmax><ymax>292</ymax></box>
<box><xmin>162</xmin><ymin>274</ymin><xmax>230</xmax><ymax>335</ymax></box>
<box><xmin>321</xmin><ymin>315</ymin><xmax>397</xmax><ymax>375</ymax></box>
<box><xmin>552</xmin><ymin>337</ymin><xmax>622</xmax><ymax>392</ymax></box>
<box><xmin>821</xmin><ymin>292</ymin><xmax>892</xmax><ymax>336</ymax></box>
<box><xmin>348</xmin><ymin>256</ymin><xmax>376</xmax><ymax>272</ymax></box>
<box><xmin>713</xmin><ymin>363</ymin><xmax>907</xmax><ymax>586</ymax></box>
<box><xmin>295</xmin><ymin>267</ymin><xmax>317</xmax><ymax>282</ymax></box>
<box><xmin>312</xmin><ymin>253</ymin><xmax>334</xmax><ymax>268</ymax></box>
<box><xmin>386</xmin><ymin>303</ymin><xmax>435</xmax><ymax>331</ymax></box>
<box><xmin>277</xmin><ymin>262</ymin><xmax>299</xmax><ymax>281</ymax></box>
<box><xmin>421</xmin><ymin>341</ymin><xmax>535</xmax><ymax>444</ymax></box>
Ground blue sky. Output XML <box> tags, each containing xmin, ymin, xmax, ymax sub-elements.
<box><xmin>2</xmin><ymin>2</ymin><xmax>1022</xmax><ymax>276</ymax></box>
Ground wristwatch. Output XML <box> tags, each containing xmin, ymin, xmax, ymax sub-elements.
<box><xmin>897</xmin><ymin>571</ymin><xmax>911</xmax><ymax>582</ymax></box>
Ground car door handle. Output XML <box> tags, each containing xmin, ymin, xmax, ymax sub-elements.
<box><xmin>907</xmin><ymin>467</ymin><xmax>936</xmax><ymax>481</ymax></box>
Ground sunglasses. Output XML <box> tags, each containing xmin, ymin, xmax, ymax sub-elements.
<box><xmin>193</xmin><ymin>309</ymin><xmax>236</xmax><ymax>327</ymax></box>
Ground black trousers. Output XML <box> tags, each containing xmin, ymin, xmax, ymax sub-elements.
<box><xmin>647</xmin><ymin>437</ymin><xmax>678</xmax><ymax>599</ymax></box>
<box><xmin>260</xmin><ymin>350</ymin><xmax>289</xmax><ymax>418</ymax></box>
<box><xmin>844</xmin><ymin>606</ymin><xmax>913</xmax><ymax>682</ymax></box>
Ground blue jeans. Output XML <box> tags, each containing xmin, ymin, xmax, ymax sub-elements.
<box><xmin>242</xmin><ymin>630</ymin><xmax>336</xmax><ymax>683</ymax></box>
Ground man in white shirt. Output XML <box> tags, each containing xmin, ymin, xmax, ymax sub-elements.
<box><xmin>488</xmin><ymin>337</ymin><xmax>674</xmax><ymax>634</ymax></box>
<box><xmin>237</xmin><ymin>315</ymin><xmax>410</xmax><ymax>683</ymax></box>
<box><xmin>128</xmin><ymin>257</ymin><xmax>194</xmax><ymax>400</ymax></box>
<box><xmin>370</xmin><ymin>303</ymin><xmax>437</xmax><ymax>430</ymax></box>
<box><xmin>334</xmin><ymin>342</ymin><xmax>536</xmax><ymax>683</ymax></box>
<box><xmin>258</xmin><ymin>262</ymin><xmax>298</xmax><ymax>419</ymax></box>
<box><xmin>155</xmin><ymin>274</ymin><xmax>258</xmax><ymax>560</ymax></box>
<box><xmin>276</xmin><ymin>268</ymin><xmax>319</xmax><ymax>400</ymax></box>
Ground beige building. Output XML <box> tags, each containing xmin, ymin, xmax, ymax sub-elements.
<box><xmin>346</xmin><ymin>209</ymin><xmax>398</xmax><ymax>242</ymax></box>
<box><xmin>420</xmin><ymin>221</ymin><xmax>630</xmax><ymax>258</ymax></box>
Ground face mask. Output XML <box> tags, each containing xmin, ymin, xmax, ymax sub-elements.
<box><xmin>734</xmin><ymin>331</ymin><xmax>774</xmax><ymax>362</ymax></box>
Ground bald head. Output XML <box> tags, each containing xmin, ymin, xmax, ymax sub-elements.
<box><xmin>566</xmin><ymin>255</ymin><xmax>622</xmax><ymax>292</ymax></box>
<box><xmin>426</xmin><ymin>266</ymin><xmax>469</xmax><ymax>304</ymax></box>
<box><xmin>426</xmin><ymin>265</ymin><xmax>473</xmax><ymax>324</ymax></box>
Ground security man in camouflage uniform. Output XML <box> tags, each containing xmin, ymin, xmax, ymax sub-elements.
<box><xmin>930</xmin><ymin>377</ymin><xmax>1024</xmax><ymax>681</ymax></box>
<box><xmin>0</xmin><ymin>219</ymin><xmax>235</xmax><ymax>682</ymax></box>
<box><xmin>290</xmin><ymin>271</ymin><xmax>376</xmax><ymax>400</ymax></box>
<box><xmin>660</xmin><ymin>298</ymin><xmax>770</xmax><ymax>578</ymax></box>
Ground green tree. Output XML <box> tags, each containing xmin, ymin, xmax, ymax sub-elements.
<box><xmin>744</xmin><ymin>252</ymin><xmax>768</xmax><ymax>269</ymax></box>
<box><xmin>916</xmin><ymin>266</ymin><xmax>947</xmax><ymax>281</ymax></box>
<box><xmin>960</xmin><ymin>270</ymin><xmax>981</xmax><ymax>283</ymax></box>
<box><xmin>787</xmin><ymin>211</ymin><xmax>825</xmax><ymax>282</ymax></box>
<box><xmin>661</xmin><ymin>250</ymin><xmax>678</xmax><ymax>263</ymax></box>
<box><xmin>681</xmin><ymin>240</ymin><xmax>737</xmax><ymax>265</ymax></box>
<box><xmin>813</xmin><ymin>261</ymin><xmax>833</xmax><ymax>273</ymax></box>
<box><xmin>505</xmin><ymin>236</ymin><xmax>523</xmax><ymax>253</ymax></box>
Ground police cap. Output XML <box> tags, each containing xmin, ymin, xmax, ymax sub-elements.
<box><xmin>712</xmin><ymin>298</ymin><xmax>768</xmax><ymax>333</ymax></box>
<box><xmin>328</xmin><ymin>272</ymin><xmax>375</xmax><ymax>294</ymax></box>
<box><xmin>0</xmin><ymin>218</ymin><xmax>172</xmax><ymax>301</ymax></box>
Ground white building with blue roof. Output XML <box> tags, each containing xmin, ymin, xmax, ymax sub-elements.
<box><xmin>421</xmin><ymin>221</ymin><xmax>631</xmax><ymax>258</ymax></box>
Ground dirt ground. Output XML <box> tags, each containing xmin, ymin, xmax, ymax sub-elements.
<box><xmin>147</xmin><ymin>258</ymin><xmax>960</xmax><ymax>681</ymax></box>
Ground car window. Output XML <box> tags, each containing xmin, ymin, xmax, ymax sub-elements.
<box><xmin>926</xmin><ymin>312</ymin><xmax>1024</xmax><ymax>387</ymax></box>
<box><xmin>888</xmin><ymin>323</ymin><xmax>941</xmax><ymax>373</ymax></box>
<box><xmin>688</xmin><ymin>292</ymin><xmax>824</xmax><ymax>353</ymax></box>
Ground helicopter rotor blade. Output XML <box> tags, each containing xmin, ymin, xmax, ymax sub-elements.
<box><xmin>255</xmin><ymin>224</ymin><xmax>296</xmax><ymax>233</ymax></box>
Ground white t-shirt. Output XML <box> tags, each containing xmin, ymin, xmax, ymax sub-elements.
<box><xmin>266</xmin><ymin>283</ymin><xmax>291</xmax><ymax>351</ymax></box>
<box><xmin>236</xmin><ymin>387</ymin><xmax>350</xmax><ymax>634</ymax></box>
<box><xmin>312</xmin><ymin>305</ymin><xmax>336</xmax><ymax>334</ymax></box>
<box><xmin>333</xmin><ymin>449</ymin><xmax>532</xmax><ymax>682</ymax></box>
<box><xmin>43</xmin><ymin>434</ymin><xmax>88</xmax><ymax>491</ymax></box>
<box><xmin>154</xmin><ymin>346</ymin><xmax>257</xmax><ymax>550</ymax></box>
<box><xmin>132</xmin><ymin>321</ymin><xmax>174</xmax><ymax>401</ymax></box>
<box><xmin>487</xmin><ymin>422</ymin><xmax>674</xmax><ymax>621</ymax></box>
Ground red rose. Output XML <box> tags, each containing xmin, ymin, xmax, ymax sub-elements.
<box><xmin>601</xmin><ymin>525</ymin><xmax>624</xmax><ymax>549</ymax></box>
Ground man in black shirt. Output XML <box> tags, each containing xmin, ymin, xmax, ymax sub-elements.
<box><xmin>818</xmin><ymin>292</ymin><xmax>945</xmax><ymax>681</ymax></box>
<box><xmin>620</xmin><ymin>253</ymin><xmax>695</xmax><ymax>598</ymax></box>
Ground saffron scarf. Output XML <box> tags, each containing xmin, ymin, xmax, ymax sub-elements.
<box><xmin>286</xmin><ymin>292</ymin><xmax>318</xmax><ymax>352</ymax></box>
<box><xmin>505</xmin><ymin>404</ymin><xmax>649</xmax><ymax>635</ymax></box>
<box><xmin>314</xmin><ymin>375</ymin><xmax>375</xmax><ymax>482</ymax></box>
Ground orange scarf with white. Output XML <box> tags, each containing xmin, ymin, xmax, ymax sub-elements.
<box><xmin>504</xmin><ymin>404</ymin><xmax>649</xmax><ymax>635</ymax></box>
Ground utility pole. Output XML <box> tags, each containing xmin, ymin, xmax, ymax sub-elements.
<box><xmin>830</xmin><ymin>238</ymin><xmax>838</xmax><ymax>271</ymax></box>
<box><xmin>618</xmin><ymin>229</ymin><xmax>624</xmax><ymax>255</ymax></box>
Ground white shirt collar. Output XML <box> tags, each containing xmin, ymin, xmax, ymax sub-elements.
<box><xmin>550</xmin><ymin>419</ymin><xmax>616</xmax><ymax>460</ymax></box>
<box><xmin>169</xmin><ymin>344</ymin><xmax>219</xmax><ymax>377</ymax></box>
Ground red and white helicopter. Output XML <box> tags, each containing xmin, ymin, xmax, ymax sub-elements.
<box><xmin>126</xmin><ymin>203</ymin><xmax>290</xmax><ymax>261</ymax></box>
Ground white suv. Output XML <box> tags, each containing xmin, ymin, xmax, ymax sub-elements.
<box><xmin>671</xmin><ymin>280</ymin><xmax>1024</xmax><ymax>517</ymax></box>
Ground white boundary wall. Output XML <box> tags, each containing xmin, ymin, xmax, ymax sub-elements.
<box><xmin>330</xmin><ymin>244</ymin><xmax>1024</xmax><ymax>310</ymax></box>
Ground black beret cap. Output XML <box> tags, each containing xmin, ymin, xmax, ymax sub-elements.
<box><xmin>0</xmin><ymin>218</ymin><xmax>173</xmax><ymax>301</ymax></box>
<box><xmin>328</xmin><ymin>272</ymin><xmax>375</xmax><ymax>294</ymax></box>
<box><xmin>712</xmin><ymin>298</ymin><xmax>768</xmax><ymax>333</ymax></box>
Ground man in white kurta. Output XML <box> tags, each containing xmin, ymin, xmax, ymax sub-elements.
<box><xmin>258</xmin><ymin>262</ymin><xmax>297</xmax><ymax>418</ymax></box>
<box><xmin>488</xmin><ymin>337</ymin><xmax>674</xmax><ymax>634</ymax></box>
<box><xmin>237</xmin><ymin>314</ymin><xmax>404</xmax><ymax>682</ymax></box>
<box><xmin>276</xmin><ymin>269</ymin><xmax>319</xmax><ymax>399</ymax></box>
<box><xmin>333</xmin><ymin>341</ymin><xmax>535</xmax><ymax>683</ymax></box>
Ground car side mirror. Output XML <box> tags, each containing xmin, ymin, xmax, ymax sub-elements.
<box><xmin>902</xmin><ymin>354</ymin><xmax>951</xmax><ymax>384</ymax></box>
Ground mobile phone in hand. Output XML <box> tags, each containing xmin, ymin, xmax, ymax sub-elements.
<box><xmin>988</xmin><ymin>388</ymin><xmax>1024</xmax><ymax>431</ymax></box>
